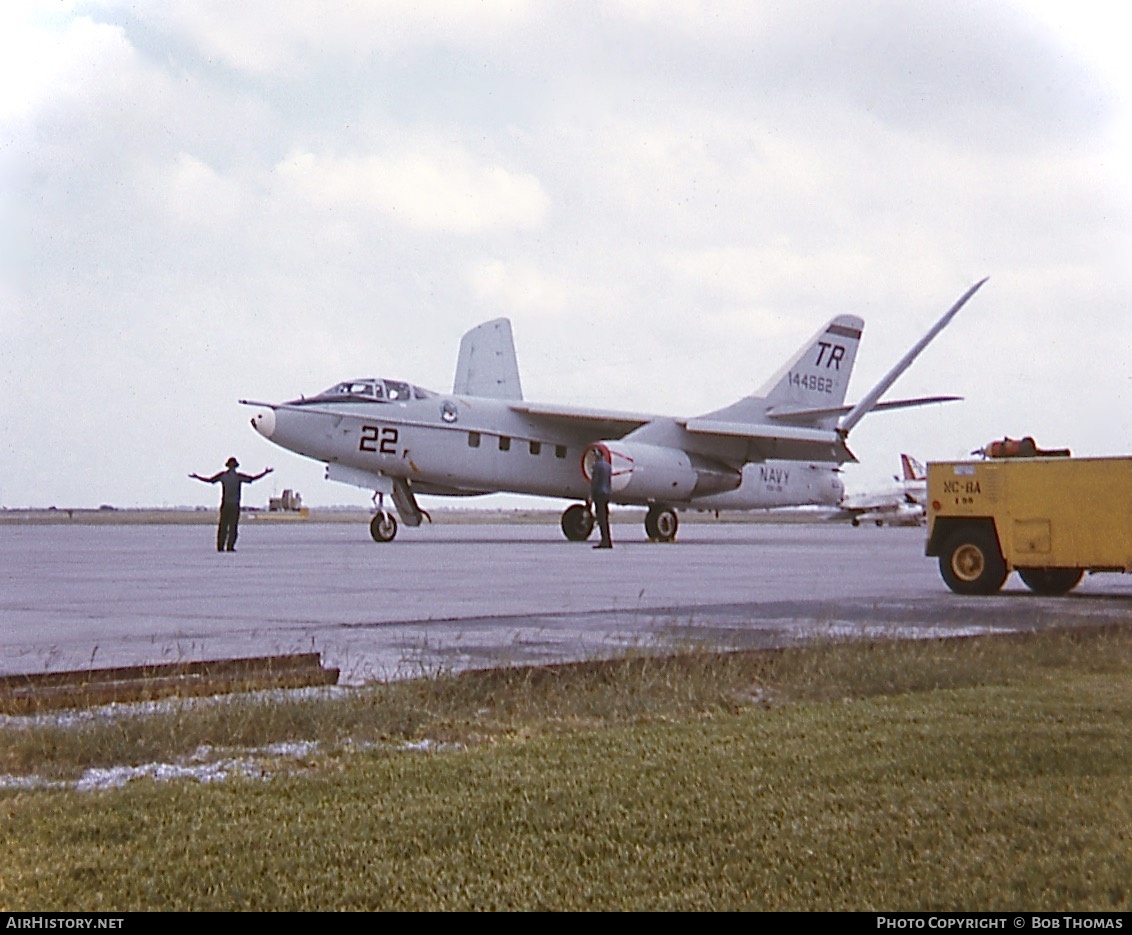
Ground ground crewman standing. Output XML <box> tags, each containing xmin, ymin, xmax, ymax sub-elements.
<box><xmin>190</xmin><ymin>458</ymin><xmax>273</xmax><ymax>552</ymax></box>
<box><xmin>589</xmin><ymin>447</ymin><xmax>613</xmax><ymax>549</ymax></box>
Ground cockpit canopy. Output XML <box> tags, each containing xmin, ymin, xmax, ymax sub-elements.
<box><xmin>298</xmin><ymin>379</ymin><xmax>436</xmax><ymax>404</ymax></box>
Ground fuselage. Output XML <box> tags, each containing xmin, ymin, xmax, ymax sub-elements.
<box><xmin>248</xmin><ymin>379</ymin><xmax>844</xmax><ymax>510</ymax></box>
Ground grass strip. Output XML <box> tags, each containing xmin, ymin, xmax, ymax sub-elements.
<box><xmin>0</xmin><ymin>626</ymin><xmax>1128</xmax><ymax>910</ymax></box>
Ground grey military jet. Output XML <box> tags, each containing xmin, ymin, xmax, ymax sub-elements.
<box><xmin>242</xmin><ymin>279</ymin><xmax>985</xmax><ymax>542</ymax></box>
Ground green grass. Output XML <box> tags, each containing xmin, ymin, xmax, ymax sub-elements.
<box><xmin>1</xmin><ymin>626</ymin><xmax>1129</xmax><ymax>910</ymax></box>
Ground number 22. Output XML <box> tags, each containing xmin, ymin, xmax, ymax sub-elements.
<box><xmin>360</xmin><ymin>425</ymin><xmax>398</xmax><ymax>455</ymax></box>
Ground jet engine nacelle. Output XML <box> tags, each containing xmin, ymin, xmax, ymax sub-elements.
<box><xmin>582</xmin><ymin>441</ymin><xmax>741</xmax><ymax>502</ymax></box>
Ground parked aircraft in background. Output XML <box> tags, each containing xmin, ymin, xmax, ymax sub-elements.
<box><xmin>838</xmin><ymin>454</ymin><xmax>928</xmax><ymax>527</ymax></box>
<box><xmin>241</xmin><ymin>279</ymin><xmax>985</xmax><ymax>542</ymax></box>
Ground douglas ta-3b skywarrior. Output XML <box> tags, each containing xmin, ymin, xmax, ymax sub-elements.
<box><xmin>241</xmin><ymin>279</ymin><xmax>986</xmax><ymax>542</ymax></box>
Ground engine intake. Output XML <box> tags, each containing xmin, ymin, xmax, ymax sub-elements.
<box><xmin>582</xmin><ymin>441</ymin><xmax>740</xmax><ymax>502</ymax></box>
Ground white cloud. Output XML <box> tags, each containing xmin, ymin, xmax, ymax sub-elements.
<box><xmin>275</xmin><ymin>147</ymin><xmax>549</xmax><ymax>234</ymax></box>
<box><xmin>0</xmin><ymin>7</ymin><xmax>123</xmax><ymax>122</ymax></box>
<box><xmin>469</xmin><ymin>259</ymin><xmax>573</xmax><ymax>315</ymax></box>
<box><xmin>152</xmin><ymin>153</ymin><xmax>247</xmax><ymax>228</ymax></box>
<box><xmin>137</xmin><ymin>0</ymin><xmax>535</xmax><ymax>75</ymax></box>
<box><xmin>671</xmin><ymin>246</ymin><xmax>875</xmax><ymax>311</ymax></box>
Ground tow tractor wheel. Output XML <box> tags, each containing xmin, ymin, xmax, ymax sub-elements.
<box><xmin>561</xmin><ymin>503</ymin><xmax>595</xmax><ymax>541</ymax></box>
<box><xmin>939</xmin><ymin>528</ymin><xmax>1006</xmax><ymax>595</ymax></box>
<box><xmin>646</xmin><ymin>506</ymin><xmax>678</xmax><ymax>542</ymax></box>
<box><xmin>370</xmin><ymin>511</ymin><xmax>398</xmax><ymax>543</ymax></box>
<box><xmin>1018</xmin><ymin>567</ymin><xmax>1084</xmax><ymax>596</ymax></box>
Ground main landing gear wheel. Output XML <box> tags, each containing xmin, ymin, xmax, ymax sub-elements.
<box><xmin>1018</xmin><ymin>568</ymin><xmax>1084</xmax><ymax>596</ymax></box>
<box><xmin>370</xmin><ymin>511</ymin><xmax>398</xmax><ymax>543</ymax></box>
<box><xmin>939</xmin><ymin>528</ymin><xmax>1006</xmax><ymax>595</ymax></box>
<box><xmin>645</xmin><ymin>506</ymin><xmax>678</xmax><ymax>542</ymax></box>
<box><xmin>561</xmin><ymin>503</ymin><xmax>595</xmax><ymax>541</ymax></box>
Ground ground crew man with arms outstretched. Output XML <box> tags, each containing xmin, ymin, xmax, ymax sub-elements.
<box><xmin>190</xmin><ymin>458</ymin><xmax>273</xmax><ymax>552</ymax></box>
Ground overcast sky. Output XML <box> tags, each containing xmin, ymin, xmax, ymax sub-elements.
<box><xmin>2</xmin><ymin>0</ymin><xmax>1129</xmax><ymax>509</ymax></box>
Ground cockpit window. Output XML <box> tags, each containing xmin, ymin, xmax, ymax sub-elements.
<box><xmin>384</xmin><ymin>380</ymin><xmax>411</xmax><ymax>401</ymax></box>
<box><xmin>314</xmin><ymin>381</ymin><xmax>381</xmax><ymax>401</ymax></box>
<box><xmin>299</xmin><ymin>378</ymin><xmax>435</xmax><ymax>405</ymax></box>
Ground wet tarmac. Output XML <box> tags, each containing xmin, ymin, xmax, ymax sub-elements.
<box><xmin>2</xmin><ymin>520</ymin><xmax>1129</xmax><ymax>684</ymax></box>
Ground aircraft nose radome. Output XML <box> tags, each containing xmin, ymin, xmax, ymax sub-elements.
<box><xmin>250</xmin><ymin>408</ymin><xmax>276</xmax><ymax>439</ymax></box>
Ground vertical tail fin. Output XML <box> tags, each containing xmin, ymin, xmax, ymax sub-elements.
<box><xmin>453</xmin><ymin>318</ymin><xmax>523</xmax><ymax>400</ymax></box>
<box><xmin>758</xmin><ymin>315</ymin><xmax>864</xmax><ymax>409</ymax></box>
<box><xmin>700</xmin><ymin>315</ymin><xmax>863</xmax><ymax>427</ymax></box>
<box><xmin>900</xmin><ymin>454</ymin><xmax>926</xmax><ymax>482</ymax></box>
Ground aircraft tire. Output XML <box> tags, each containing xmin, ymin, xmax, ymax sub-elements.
<box><xmin>646</xmin><ymin>506</ymin><xmax>678</xmax><ymax>542</ymax></box>
<box><xmin>1018</xmin><ymin>567</ymin><xmax>1084</xmax><ymax>596</ymax></box>
<box><xmin>370</xmin><ymin>511</ymin><xmax>398</xmax><ymax>543</ymax></box>
<box><xmin>938</xmin><ymin>528</ymin><xmax>1006</xmax><ymax>595</ymax></box>
<box><xmin>561</xmin><ymin>504</ymin><xmax>594</xmax><ymax>541</ymax></box>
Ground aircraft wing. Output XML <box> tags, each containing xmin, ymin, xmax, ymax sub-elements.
<box><xmin>510</xmin><ymin>402</ymin><xmax>653</xmax><ymax>438</ymax></box>
<box><xmin>839</xmin><ymin>277</ymin><xmax>987</xmax><ymax>433</ymax></box>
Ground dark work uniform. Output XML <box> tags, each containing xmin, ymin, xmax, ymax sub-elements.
<box><xmin>204</xmin><ymin>468</ymin><xmax>255</xmax><ymax>552</ymax></box>
<box><xmin>590</xmin><ymin>456</ymin><xmax>613</xmax><ymax>549</ymax></box>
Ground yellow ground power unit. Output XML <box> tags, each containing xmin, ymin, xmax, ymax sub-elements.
<box><xmin>925</xmin><ymin>451</ymin><xmax>1132</xmax><ymax>595</ymax></box>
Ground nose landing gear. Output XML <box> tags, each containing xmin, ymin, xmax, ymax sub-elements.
<box><xmin>369</xmin><ymin>491</ymin><xmax>398</xmax><ymax>542</ymax></box>
<box><xmin>370</xmin><ymin>511</ymin><xmax>398</xmax><ymax>542</ymax></box>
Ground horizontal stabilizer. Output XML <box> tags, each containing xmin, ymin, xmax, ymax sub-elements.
<box><xmin>767</xmin><ymin>395</ymin><xmax>961</xmax><ymax>424</ymax></box>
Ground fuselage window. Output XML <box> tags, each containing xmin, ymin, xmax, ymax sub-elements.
<box><xmin>555</xmin><ymin>445</ymin><xmax>568</xmax><ymax>459</ymax></box>
<box><xmin>468</xmin><ymin>432</ymin><xmax>481</xmax><ymax>448</ymax></box>
<box><xmin>529</xmin><ymin>441</ymin><xmax>541</xmax><ymax>456</ymax></box>
<box><xmin>499</xmin><ymin>436</ymin><xmax>511</xmax><ymax>452</ymax></box>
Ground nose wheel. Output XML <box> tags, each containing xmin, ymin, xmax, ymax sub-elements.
<box><xmin>370</xmin><ymin>511</ymin><xmax>398</xmax><ymax>542</ymax></box>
